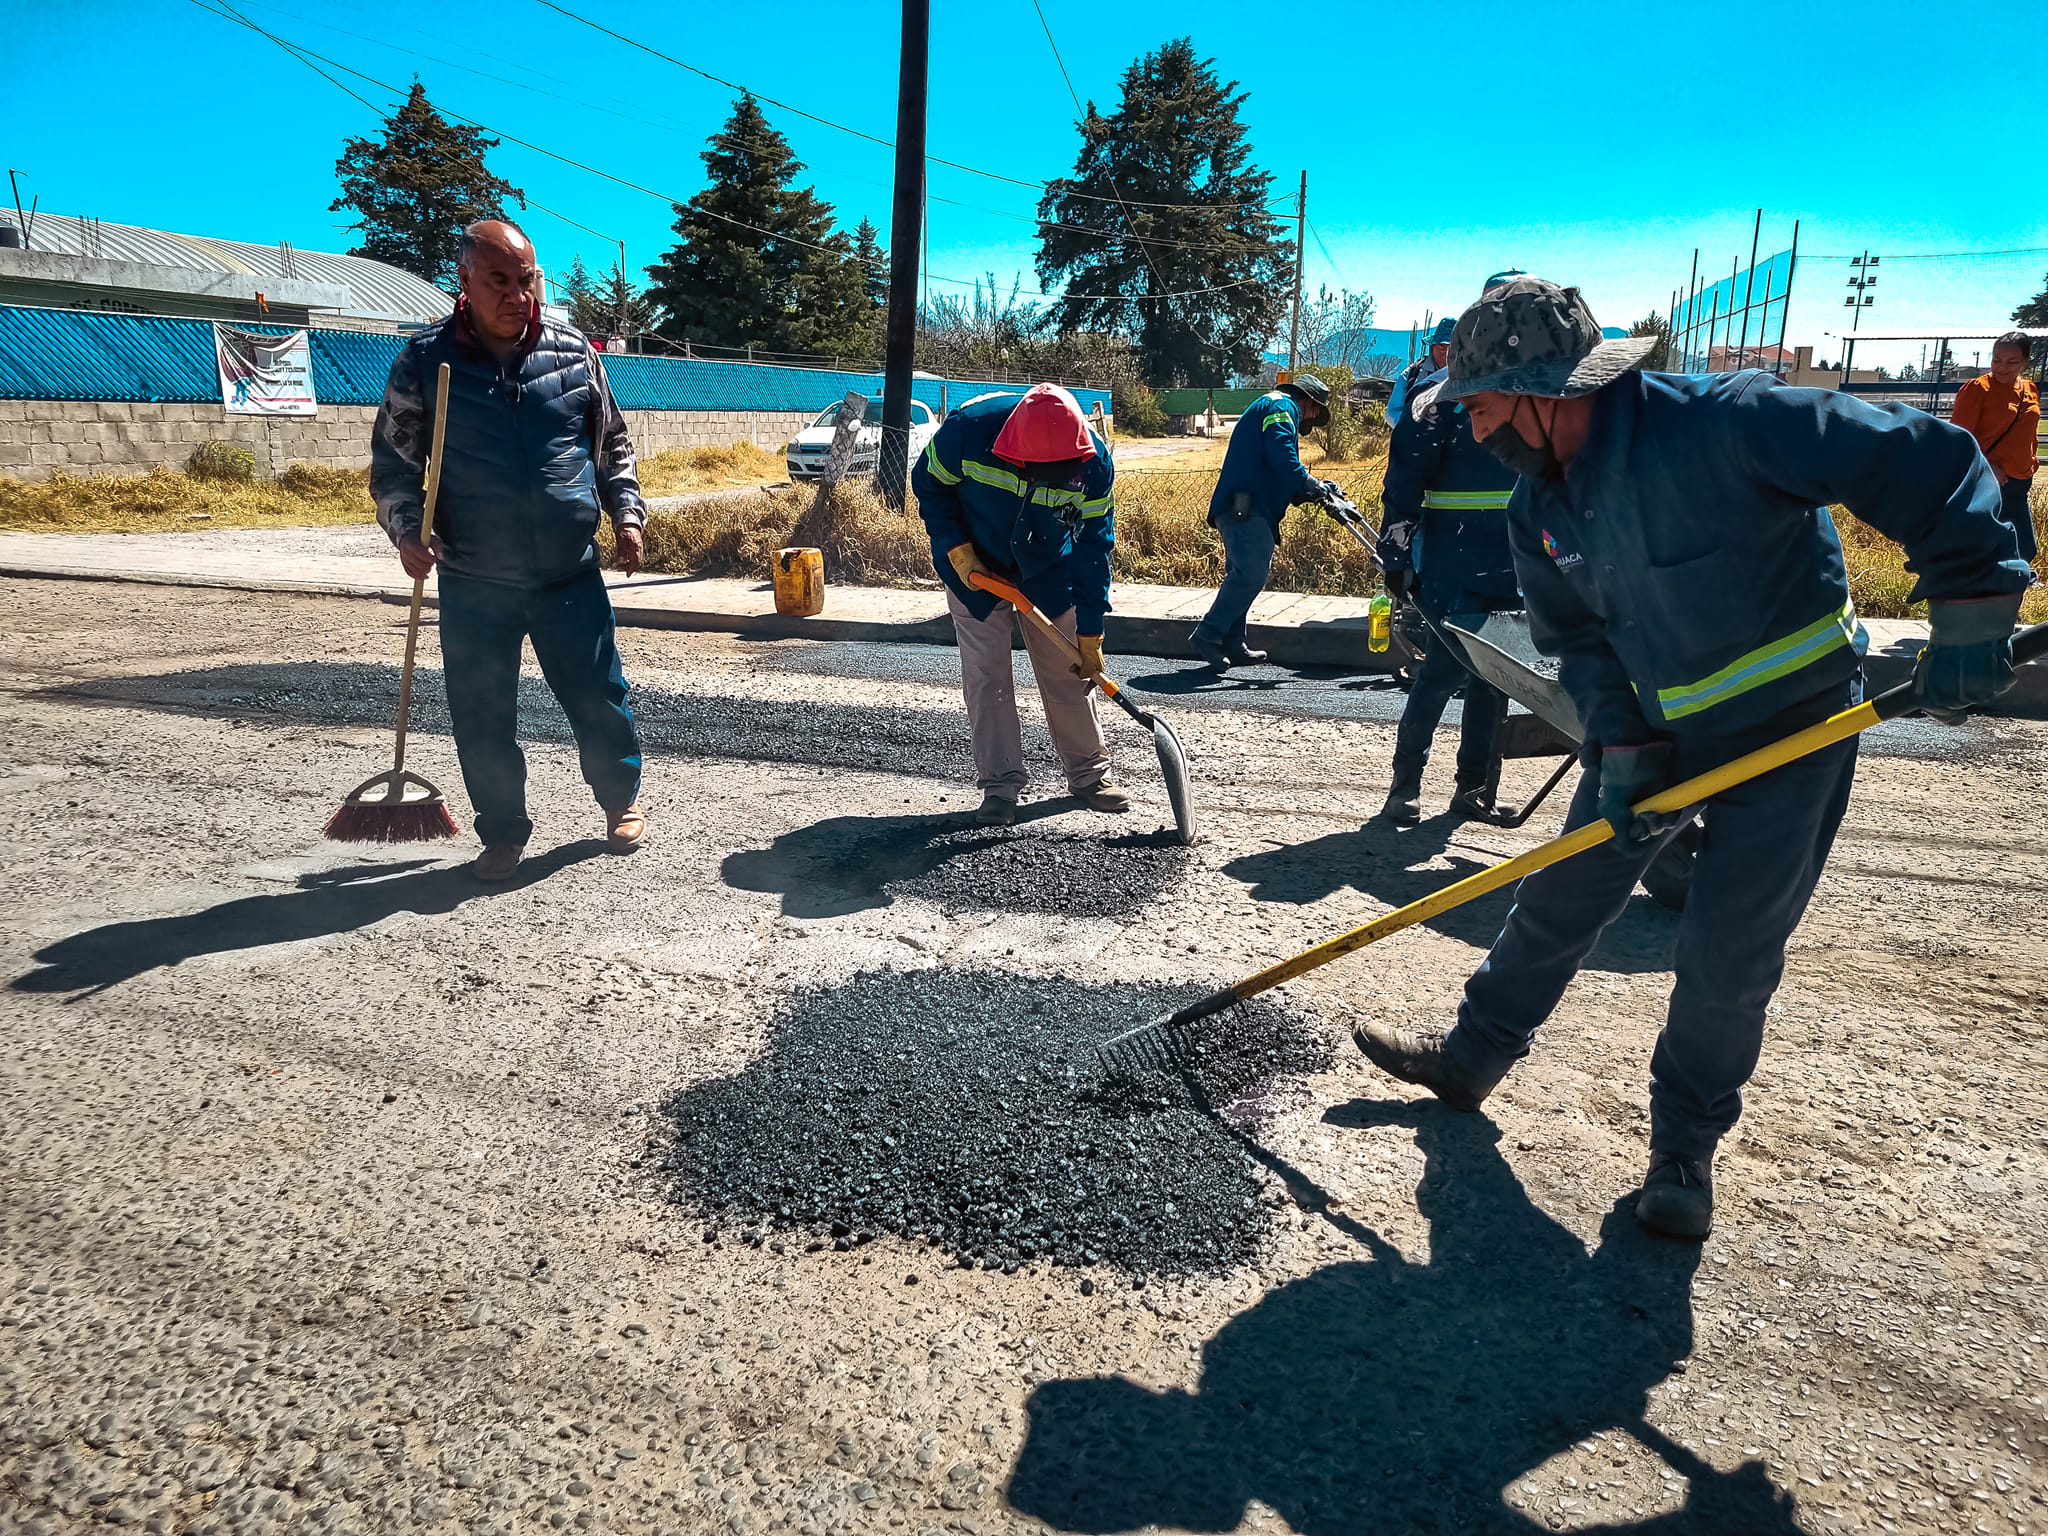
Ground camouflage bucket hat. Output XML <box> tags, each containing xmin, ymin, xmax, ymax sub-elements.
<box><xmin>1440</xmin><ymin>276</ymin><xmax>1657</xmax><ymax>402</ymax></box>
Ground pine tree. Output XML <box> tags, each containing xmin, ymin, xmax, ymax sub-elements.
<box><xmin>1035</xmin><ymin>39</ymin><xmax>1290</xmax><ymax>386</ymax></box>
<box><xmin>852</xmin><ymin>217</ymin><xmax>888</xmax><ymax>308</ymax></box>
<box><xmin>2014</xmin><ymin>272</ymin><xmax>2048</xmax><ymax>328</ymax></box>
<box><xmin>1626</xmin><ymin>311</ymin><xmax>1674</xmax><ymax>370</ymax></box>
<box><xmin>647</xmin><ymin>94</ymin><xmax>867</xmax><ymax>355</ymax></box>
<box><xmin>330</xmin><ymin>80</ymin><xmax>523</xmax><ymax>288</ymax></box>
<box><xmin>561</xmin><ymin>256</ymin><xmax>605</xmax><ymax>334</ymax></box>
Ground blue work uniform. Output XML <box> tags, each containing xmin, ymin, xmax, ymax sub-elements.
<box><xmin>1442</xmin><ymin>370</ymin><xmax>2029</xmax><ymax>1158</ymax></box>
<box><xmin>1192</xmin><ymin>391</ymin><xmax>1324</xmax><ymax>653</ymax></box>
<box><xmin>1379</xmin><ymin>382</ymin><xmax>1522</xmax><ymax>788</ymax></box>
<box><xmin>911</xmin><ymin>392</ymin><xmax>1116</xmax><ymax>634</ymax></box>
<box><xmin>1385</xmin><ymin>354</ymin><xmax>1437</xmax><ymax>429</ymax></box>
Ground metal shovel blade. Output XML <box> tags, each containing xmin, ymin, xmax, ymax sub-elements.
<box><xmin>1443</xmin><ymin>621</ymin><xmax>1584</xmax><ymax>741</ymax></box>
<box><xmin>1148</xmin><ymin>712</ymin><xmax>1197</xmax><ymax>846</ymax></box>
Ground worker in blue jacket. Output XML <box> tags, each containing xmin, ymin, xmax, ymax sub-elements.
<box><xmin>1356</xmin><ymin>276</ymin><xmax>2031</xmax><ymax>1242</ymax></box>
<box><xmin>912</xmin><ymin>383</ymin><xmax>1131</xmax><ymax>827</ymax></box>
<box><xmin>1190</xmin><ymin>375</ymin><xmax>1341</xmax><ymax>670</ymax></box>
<box><xmin>1385</xmin><ymin>317</ymin><xmax>1455</xmax><ymax>428</ymax></box>
<box><xmin>1377</xmin><ymin>372</ymin><xmax>1523</xmax><ymax>823</ymax></box>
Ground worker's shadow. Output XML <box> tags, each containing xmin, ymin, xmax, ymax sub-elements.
<box><xmin>1222</xmin><ymin>816</ymin><xmax>1676</xmax><ymax>975</ymax></box>
<box><xmin>722</xmin><ymin>808</ymin><xmax>1182</xmax><ymax>919</ymax></box>
<box><xmin>11</xmin><ymin>842</ymin><xmax>606</xmax><ymax>996</ymax></box>
<box><xmin>1008</xmin><ymin>1100</ymin><xmax>1800</xmax><ymax>1535</ymax></box>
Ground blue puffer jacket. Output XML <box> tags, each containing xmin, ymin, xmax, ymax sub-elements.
<box><xmin>1515</xmin><ymin>370</ymin><xmax>2031</xmax><ymax>747</ymax></box>
<box><xmin>1209</xmin><ymin>391</ymin><xmax>1321</xmax><ymax>529</ymax></box>
<box><xmin>371</xmin><ymin>302</ymin><xmax>645</xmax><ymax>587</ymax></box>
<box><xmin>1380</xmin><ymin>380</ymin><xmax>1519</xmax><ymax>606</ymax></box>
<box><xmin>912</xmin><ymin>392</ymin><xmax>1116</xmax><ymax>632</ymax></box>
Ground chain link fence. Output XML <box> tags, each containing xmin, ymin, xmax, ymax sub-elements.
<box><xmin>1109</xmin><ymin>465</ymin><xmax>1392</xmax><ymax>597</ymax></box>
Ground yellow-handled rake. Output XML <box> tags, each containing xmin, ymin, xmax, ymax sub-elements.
<box><xmin>1096</xmin><ymin>620</ymin><xmax>2048</xmax><ymax>1071</ymax></box>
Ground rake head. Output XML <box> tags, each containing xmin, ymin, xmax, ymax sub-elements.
<box><xmin>1093</xmin><ymin>990</ymin><xmax>1246</xmax><ymax>1075</ymax></box>
<box><xmin>324</xmin><ymin>767</ymin><xmax>461</xmax><ymax>844</ymax></box>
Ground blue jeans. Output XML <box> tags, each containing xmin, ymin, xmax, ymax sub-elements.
<box><xmin>1392</xmin><ymin>592</ymin><xmax>1507</xmax><ymax>786</ymax></box>
<box><xmin>437</xmin><ymin>568</ymin><xmax>643</xmax><ymax>847</ymax></box>
<box><xmin>2002</xmin><ymin>476</ymin><xmax>2037</xmax><ymax>565</ymax></box>
<box><xmin>1445</xmin><ymin>681</ymin><xmax>1861</xmax><ymax>1158</ymax></box>
<box><xmin>1191</xmin><ymin>513</ymin><xmax>1277</xmax><ymax>651</ymax></box>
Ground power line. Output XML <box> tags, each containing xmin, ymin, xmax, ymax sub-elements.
<box><xmin>528</xmin><ymin>0</ymin><xmax>1282</xmax><ymax>216</ymax></box>
<box><xmin>191</xmin><ymin>0</ymin><xmax>1266</xmax><ymax>305</ymax></box>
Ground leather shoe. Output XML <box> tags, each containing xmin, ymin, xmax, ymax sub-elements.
<box><xmin>1191</xmin><ymin>635</ymin><xmax>1233</xmax><ymax>672</ymax></box>
<box><xmin>1380</xmin><ymin>769</ymin><xmax>1424</xmax><ymax>826</ymax></box>
<box><xmin>975</xmin><ymin>792</ymin><xmax>1017</xmax><ymax>827</ymax></box>
<box><xmin>1352</xmin><ymin>1023</ymin><xmax>1501</xmax><ymax>1113</ymax></box>
<box><xmin>1077</xmin><ymin>777</ymin><xmax>1132</xmax><ymax>813</ymax></box>
<box><xmin>473</xmin><ymin>844</ymin><xmax>525</xmax><ymax>882</ymax></box>
<box><xmin>1450</xmin><ymin>782</ymin><xmax>1495</xmax><ymax>820</ymax></box>
<box><xmin>1224</xmin><ymin>643</ymin><xmax>1268</xmax><ymax>666</ymax></box>
<box><xmin>607</xmin><ymin>804</ymin><xmax>647</xmax><ymax>852</ymax></box>
<box><xmin>1635</xmin><ymin>1149</ymin><xmax>1714</xmax><ymax>1239</ymax></box>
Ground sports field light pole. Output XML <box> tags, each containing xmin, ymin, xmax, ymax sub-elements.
<box><xmin>879</xmin><ymin>0</ymin><xmax>930</xmax><ymax>510</ymax></box>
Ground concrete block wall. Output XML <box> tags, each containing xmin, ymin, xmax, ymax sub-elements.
<box><xmin>0</xmin><ymin>399</ymin><xmax>380</xmax><ymax>480</ymax></box>
<box><xmin>0</xmin><ymin>400</ymin><xmax>819</xmax><ymax>481</ymax></box>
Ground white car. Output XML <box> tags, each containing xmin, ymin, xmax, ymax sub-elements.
<box><xmin>785</xmin><ymin>397</ymin><xmax>939</xmax><ymax>482</ymax></box>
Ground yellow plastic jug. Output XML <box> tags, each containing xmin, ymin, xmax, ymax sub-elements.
<box><xmin>773</xmin><ymin>547</ymin><xmax>825</xmax><ymax>617</ymax></box>
<box><xmin>1367</xmin><ymin>593</ymin><xmax>1392</xmax><ymax>653</ymax></box>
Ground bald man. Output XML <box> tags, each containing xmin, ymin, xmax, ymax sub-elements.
<box><xmin>371</xmin><ymin>218</ymin><xmax>650</xmax><ymax>880</ymax></box>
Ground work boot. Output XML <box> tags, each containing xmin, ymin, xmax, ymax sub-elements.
<box><xmin>1635</xmin><ymin>1149</ymin><xmax>1715</xmax><ymax>1240</ymax></box>
<box><xmin>1224</xmin><ymin>642</ymin><xmax>1268</xmax><ymax>666</ymax></box>
<box><xmin>1191</xmin><ymin>635</ymin><xmax>1233</xmax><ymax>672</ymax></box>
<box><xmin>1077</xmin><ymin>777</ymin><xmax>1132</xmax><ymax>813</ymax></box>
<box><xmin>1352</xmin><ymin>1022</ymin><xmax>1501</xmax><ymax>1114</ymax></box>
<box><xmin>1450</xmin><ymin>781</ymin><xmax>1495</xmax><ymax>821</ymax></box>
<box><xmin>473</xmin><ymin>844</ymin><xmax>525</xmax><ymax>883</ymax></box>
<box><xmin>1380</xmin><ymin>766</ymin><xmax>1424</xmax><ymax>826</ymax></box>
<box><xmin>975</xmin><ymin>792</ymin><xmax>1017</xmax><ymax>827</ymax></box>
<box><xmin>606</xmin><ymin>803</ymin><xmax>647</xmax><ymax>853</ymax></box>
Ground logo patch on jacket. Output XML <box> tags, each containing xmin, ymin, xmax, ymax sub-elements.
<box><xmin>1540</xmin><ymin>529</ymin><xmax>1584</xmax><ymax>571</ymax></box>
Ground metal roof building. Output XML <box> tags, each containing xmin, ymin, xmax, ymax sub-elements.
<box><xmin>0</xmin><ymin>212</ymin><xmax>450</xmax><ymax>331</ymax></box>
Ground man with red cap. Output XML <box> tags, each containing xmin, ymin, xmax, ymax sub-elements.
<box><xmin>912</xmin><ymin>383</ymin><xmax>1130</xmax><ymax>826</ymax></box>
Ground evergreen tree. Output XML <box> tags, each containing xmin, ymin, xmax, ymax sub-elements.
<box><xmin>1035</xmin><ymin>39</ymin><xmax>1290</xmax><ymax>386</ymax></box>
<box><xmin>1626</xmin><ymin>311</ymin><xmax>1674</xmax><ymax>370</ymax></box>
<box><xmin>852</xmin><ymin>217</ymin><xmax>888</xmax><ymax>308</ymax></box>
<box><xmin>330</xmin><ymin>80</ymin><xmax>522</xmax><ymax>289</ymax></box>
<box><xmin>647</xmin><ymin>93</ymin><xmax>867</xmax><ymax>355</ymax></box>
<box><xmin>561</xmin><ymin>256</ymin><xmax>605</xmax><ymax>333</ymax></box>
<box><xmin>2014</xmin><ymin>271</ymin><xmax>2048</xmax><ymax>327</ymax></box>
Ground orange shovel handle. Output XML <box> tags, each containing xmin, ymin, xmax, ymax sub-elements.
<box><xmin>965</xmin><ymin>570</ymin><xmax>1122</xmax><ymax>698</ymax></box>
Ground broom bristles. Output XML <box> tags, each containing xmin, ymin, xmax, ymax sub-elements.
<box><xmin>324</xmin><ymin>800</ymin><xmax>461</xmax><ymax>844</ymax></box>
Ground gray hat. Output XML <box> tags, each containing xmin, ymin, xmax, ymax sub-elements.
<box><xmin>1283</xmin><ymin>373</ymin><xmax>1331</xmax><ymax>408</ymax></box>
<box><xmin>1440</xmin><ymin>276</ymin><xmax>1656</xmax><ymax>402</ymax></box>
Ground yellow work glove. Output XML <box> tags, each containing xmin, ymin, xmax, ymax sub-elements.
<box><xmin>1073</xmin><ymin>633</ymin><xmax>1106</xmax><ymax>681</ymax></box>
<box><xmin>946</xmin><ymin>543</ymin><xmax>992</xmax><ymax>586</ymax></box>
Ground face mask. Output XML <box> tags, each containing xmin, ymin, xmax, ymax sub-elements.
<box><xmin>1480</xmin><ymin>399</ymin><xmax>1564</xmax><ymax>480</ymax></box>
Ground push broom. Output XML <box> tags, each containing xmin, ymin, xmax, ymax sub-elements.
<box><xmin>1096</xmin><ymin>619</ymin><xmax>2048</xmax><ymax>1071</ymax></box>
<box><xmin>324</xmin><ymin>361</ymin><xmax>460</xmax><ymax>843</ymax></box>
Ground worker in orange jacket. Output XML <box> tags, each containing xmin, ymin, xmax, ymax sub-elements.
<box><xmin>1950</xmin><ymin>331</ymin><xmax>2040</xmax><ymax>564</ymax></box>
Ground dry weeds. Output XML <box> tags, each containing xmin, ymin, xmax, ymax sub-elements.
<box><xmin>636</xmin><ymin>441</ymin><xmax>786</xmax><ymax>498</ymax></box>
<box><xmin>0</xmin><ymin>464</ymin><xmax>375</xmax><ymax>534</ymax></box>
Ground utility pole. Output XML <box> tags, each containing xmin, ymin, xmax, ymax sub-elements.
<box><xmin>617</xmin><ymin>239</ymin><xmax>628</xmax><ymax>351</ymax></box>
<box><xmin>879</xmin><ymin>0</ymin><xmax>929</xmax><ymax>509</ymax></box>
<box><xmin>1286</xmin><ymin>170</ymin><xmax>1306</xmax><ymax>372</ymax></box>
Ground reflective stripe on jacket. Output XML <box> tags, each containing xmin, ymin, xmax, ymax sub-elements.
<box><xmin>1209</xmin><ymin>391</ymin><xmax>1320</xmax><ymax>528</ymax></box>
<box><xmin>1511</xmin><ymin>369</ymin><xmax>2031</xmax><ymax>746</ymax></box>
<box><xmin>910</xmin><ymin>392</ymin><xmax>1115</xmax><ymax>633</ymax></box>
<box><xmin>1380</xmin><ymin>385</ymin><xmax>1520</xmax><ymax>603</ymax></box>
<box><xmin>371</xmin><ymin>306</ymin><xmax>644</xmax><ymax>587</ymax></box>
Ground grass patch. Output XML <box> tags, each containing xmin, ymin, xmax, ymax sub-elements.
<box><xmin>1841</xmin><ymin>482</ymin><xmax>2046</xmax><ymax>623</ymax></box>
<box><xmin>1111</xmin><ymin>459</ymin><xmax>1390</xmax><ymax>596</ymax></box>
<box><xmin>637</xmin><ymin>441</ymin><xmax>786</xmax><ymax>498</ymax></box>
<box><xmin>600</xmin><ymin>480</ymin><xmax>934</xmax><ymax>588</ymax></box>
<box><xmin>0</xmin><ymin>464</ymin><xmax>375</xmax><ymax>534</ymax></box>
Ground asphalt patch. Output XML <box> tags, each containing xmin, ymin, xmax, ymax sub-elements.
<box><xmin>724</xmin><ymin>812</ymin><xmax>1190</xmax><ymax>918</ymax></box>
<box><xmin>662</xmin><ymin>969</ymin><xmax>1333</xmax><ymax>1277</ymax></box>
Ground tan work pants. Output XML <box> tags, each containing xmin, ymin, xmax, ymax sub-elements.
<box><xmin>947</xmin><ymin>587</ymin><xmax>1111</xmax><ymax>799</ymax></box>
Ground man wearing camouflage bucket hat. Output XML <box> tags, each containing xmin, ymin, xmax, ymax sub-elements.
<box><xmin>1354</xmin><ymin>275</ymin><xmax>2032</xmax><ymax>1240</ymax></box>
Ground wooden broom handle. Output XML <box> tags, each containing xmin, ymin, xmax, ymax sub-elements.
<box><xmin>392</xmin><ymin>362</ymin><xmax>451</xmax><ymax>772</ymax></box>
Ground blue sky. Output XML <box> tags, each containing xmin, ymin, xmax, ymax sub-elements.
<box><xmin>10</xmin><ymin>0</ymin><xmax>2045</xmax><ymax>372</ymax></box>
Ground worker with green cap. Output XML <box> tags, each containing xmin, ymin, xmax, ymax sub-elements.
<box><xmin>1387</xmin><ymin>317</ymin><xmax>1457</xmax><ymax>428</ymax></box>
<box><xmin>1190</xmin><ymin>374</ymin><xmax>1345</xmax><ymax>671</ymax></box>
<box><xmin>1354</xmin><ymin>275</ymin><xmax>2031</xmax><ymax>1241</ymax></box>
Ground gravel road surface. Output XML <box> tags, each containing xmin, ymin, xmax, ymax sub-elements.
<box><xmin>2</xmin><ymin>577</ymin><xmax>2045</xmax><ymax>1536</ymax></box>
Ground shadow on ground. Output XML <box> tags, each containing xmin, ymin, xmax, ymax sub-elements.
<box><xmin>1008</xmin><ymin>1100</ymin><xmax>1802</xmax><ymax>1535</ymax></box>
<box><xmin>11</xmin><ymin>841</ymin><xmax>606</xmax><ymax>994</ymax></box>
<box><xmin>1222</xmin><ymin>813</ymin><xmax>1677</xmax><ymax>975</ymax></box>
<box><xmin>721</xmin><ymin>810</ymin><xmax>1189</xmax><ymax>919</ymax></box>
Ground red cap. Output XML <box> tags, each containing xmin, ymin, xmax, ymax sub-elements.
<box><xmin>991</xmin><ymin>382</ymin><xmax>1096</xmax><ymax>465</ymax></box>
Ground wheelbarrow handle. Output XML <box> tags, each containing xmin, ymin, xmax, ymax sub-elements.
<box><xmin>964</xmin><ymin>569</ymin><xmax>1144</xmax><ymax>720</ymax></box>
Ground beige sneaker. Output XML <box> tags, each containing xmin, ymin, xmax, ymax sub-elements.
<box><xmin>473</xmin><ymin>844</ymin><xmax>525</xmax><ymax>882</ymax></box>
<box><xmin>1077</xmin><ymin>778</ymin><xmax>1132</xmax><ymax>813</ymax></box>
<box><xmin>607</xmin><ymin>804</ymin><xmax>647</xmax><ymax>853</ymax></box>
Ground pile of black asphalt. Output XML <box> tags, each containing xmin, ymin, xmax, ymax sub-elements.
<box><xmin>663</xmin><ymin>969</ymin><xmax>1332</xmax><ymax>1278</ymax></box>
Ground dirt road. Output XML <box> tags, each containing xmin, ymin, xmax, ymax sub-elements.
<box><xmin>1</xmin><ymin>576</ymin><xmax>2044</xmax><ymax>1536</ymax></box>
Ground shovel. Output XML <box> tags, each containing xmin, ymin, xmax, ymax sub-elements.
<box><xmin>965</xmin><ymin>570</ymin><xmax>1196</xmax><ymax>846</ymax></box>
<box><xmin>1096</xmin><ymin>618</ymin><xmax>2048</xmax><ymax>1071</ymax></box>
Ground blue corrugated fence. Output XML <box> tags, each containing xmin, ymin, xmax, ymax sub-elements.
<box><xmin>0</xmin><ymin>304</ymin><xmax>1110</xmax><ymax>417</ymax></box>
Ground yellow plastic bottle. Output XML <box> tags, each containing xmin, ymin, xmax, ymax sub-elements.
<box><xmin>1368</xmin><ymin>593</ymin><xmax>1392</xmax><ymax>653</ymax></box>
